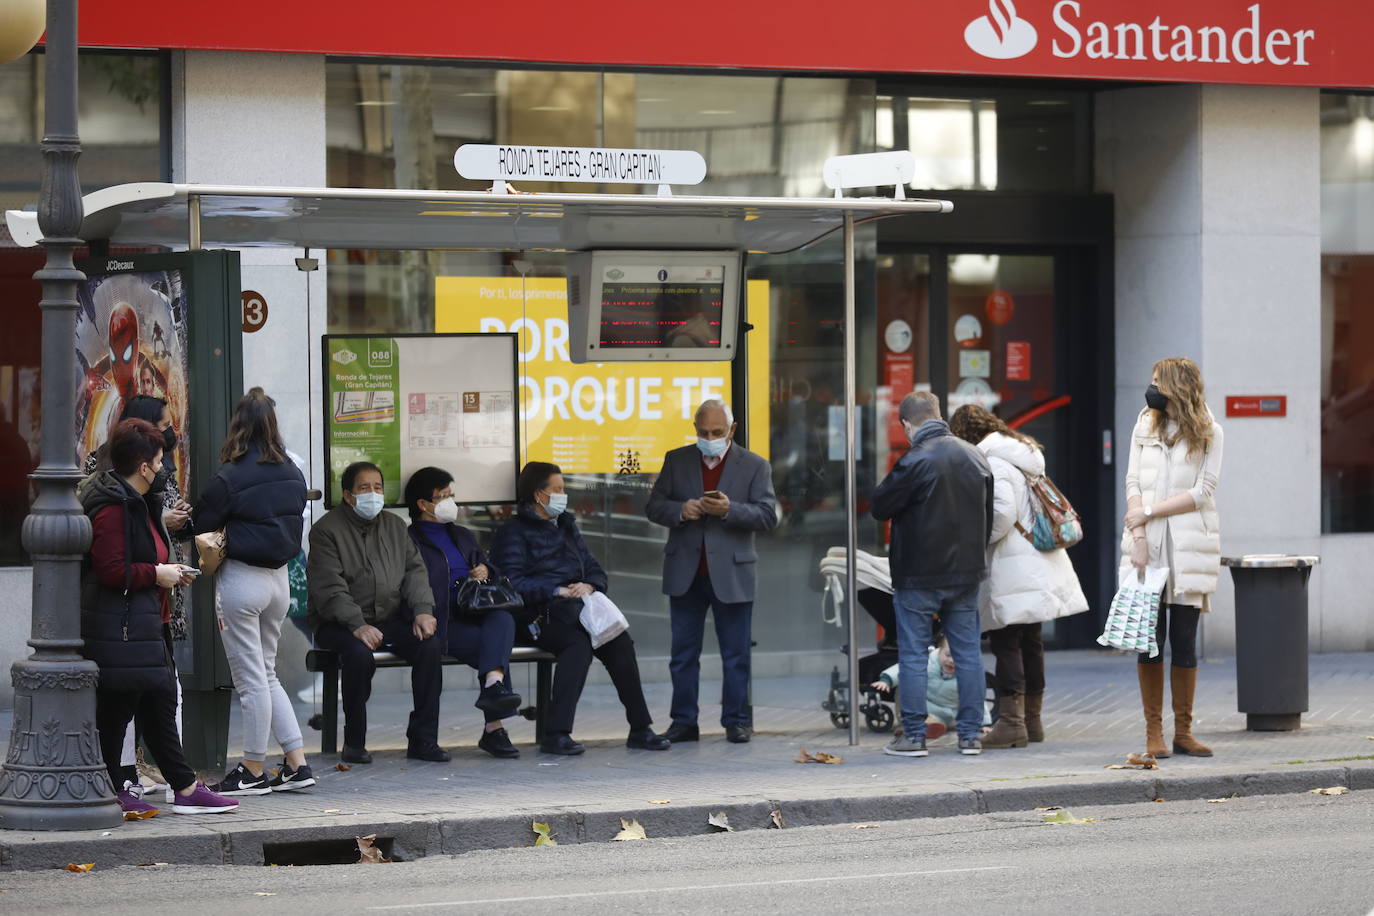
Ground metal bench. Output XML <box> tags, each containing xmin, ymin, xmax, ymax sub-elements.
<box><xmin>305</xmin><ymin>645</ymin><xmax>557</xmax><ymax>755</ymax></box>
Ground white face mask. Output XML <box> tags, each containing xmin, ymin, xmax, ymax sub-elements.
<box><xmin>543</xmin><ymin>492</ymin><xmax>568</xmax><ymax>518</ymax></box>
<box><xmin>696</xmin><ymin>436</ymin><xmax>729</xmax><ymax>458</ymax></box>
<box><xmin>432</xmin><ymin>496</ymin><xmax>459</xmax><ymax>524</ymax></box>
<box><xmin>351</xmin><ymin>491</ymin><xmax>385</xmax><ymax>520</ymax></box>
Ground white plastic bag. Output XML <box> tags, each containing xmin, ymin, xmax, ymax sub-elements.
<box><xmin>1097</xmin><ymin>565</ymin><xmax>1169</xmax><ymax>657</ymax></box>
<box><xmin>580</xmin><ymin>591</ymin><xmax>629</xmax><ymax>649</ymax></box>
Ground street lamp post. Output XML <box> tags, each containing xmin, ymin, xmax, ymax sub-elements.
<box><xmin>0</xmin><ymin>0</ymin><xmax>122</xmax><ymax>830</ymax></box>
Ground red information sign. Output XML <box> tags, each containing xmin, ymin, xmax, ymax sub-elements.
<box><xmin>1006</xmin><ymin>341</ymin><xmax>1032</xmax><ymax>381</ymax></box>
<box><xmin>884</xmin><ymin>353</ymin><xmax>915</xmax><ymax>447</ymax></box>
<box><xmin>1226</xmin><ymin>395</ymin><xmax>1287</xmax><ymax>417</ymax></box>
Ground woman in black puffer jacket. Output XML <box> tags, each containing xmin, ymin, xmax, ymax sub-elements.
<box><xmin>81</xmin><ymin>418</ymin><xmax>237</xmax><ymax>817</ymax></box>
<box><xmin>193</xmin><ymin>388</ymin><xmax>313</xmax><ymax>796</ymax></box>
<box><xmin>490</xmin><ymin>461</ymin><xmax>668</xmax><ymax>756</ymax></box>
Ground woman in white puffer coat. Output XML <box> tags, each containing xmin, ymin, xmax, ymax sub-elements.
<box><xmin>1122</xmin><ymin>356</ymin><xmax>1223</xmax><ymax>760</ymax></box>
<box><xmin>950</xmin><ymin>406</ymin><xmax>1088</xmax><ymax>749</ymax></box>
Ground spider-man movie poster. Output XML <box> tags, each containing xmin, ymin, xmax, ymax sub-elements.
<box><xmin>75</xmin><ymin>267</ymin><xmax>190</xmax><ymax>494</ymax></box>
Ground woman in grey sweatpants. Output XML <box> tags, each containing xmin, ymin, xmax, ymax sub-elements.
<box><xmin>194</xmin><ymin>388</ymin><xmax>315</xmax><ymax>795</ymax></box>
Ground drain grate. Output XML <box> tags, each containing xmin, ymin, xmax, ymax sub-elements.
<box><xmin>263</xmin><ymin>836</ymin><xmax>400</xmax><ymax>866</ymax></box>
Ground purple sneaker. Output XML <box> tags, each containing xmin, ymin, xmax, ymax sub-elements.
<box><xmin>117</xmin><ymin>784</ymin><xmax>160</xmax><ymax>820</ymax></box>
<box><xmin>171</xmin><ymin>781</ymin><xmax>239</xmax><ymax>815</ymax></box>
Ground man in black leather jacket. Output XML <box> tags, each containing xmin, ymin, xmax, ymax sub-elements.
<box><xmin>871</xmin><ymin>391</ymin><xmax>994</xmax><ymax>759</ymax></box>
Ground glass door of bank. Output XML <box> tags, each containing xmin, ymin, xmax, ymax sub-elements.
<box><xmin>873</xmin><ymin>247</ymin><xmax>1106</xmax><ymax>647</ymax></box>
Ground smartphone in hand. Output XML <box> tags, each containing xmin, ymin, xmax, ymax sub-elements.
<box><xmin>703</xmin><ymin>489</ymin><xmax>724</xmax><ymax>500</ymax></box>
<box><xmin>181</xmin><ymin>566</ymin><xmax>203</xmax><ymax>578</ymax></box>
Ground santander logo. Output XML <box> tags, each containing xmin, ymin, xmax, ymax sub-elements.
<box><xmin>965</xmin><ymin>0</ymin><xmax>1039</xmax><ymax>59</ymax></box>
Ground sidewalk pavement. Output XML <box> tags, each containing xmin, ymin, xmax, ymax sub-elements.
<box><xmin>2</xmin><ymin>650</ymin><xmax>1371</xmax><ymax>870</ymax></box>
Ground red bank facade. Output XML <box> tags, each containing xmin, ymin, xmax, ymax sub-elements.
<box><xmin>0</xmin><ymin>0</ymin><xmax>1371</xmax><ymax>701</ymax></box>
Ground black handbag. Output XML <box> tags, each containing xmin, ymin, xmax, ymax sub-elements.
<box><xmin>453</xmin><ymin>576</ymin><xmax>526</xmax><ymax>622</ymax></box>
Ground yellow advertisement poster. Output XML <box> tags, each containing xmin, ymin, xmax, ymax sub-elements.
<box><xmin>435</xmin><ymin>277</ymin><xmax>770</xmax><ymax>474</ymax></box>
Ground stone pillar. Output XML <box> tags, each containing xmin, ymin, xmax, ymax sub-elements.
<box><xmin>1097</xmin><ymin>84</ymin><xmax>1321</xmax><ymax>654</ymax></box>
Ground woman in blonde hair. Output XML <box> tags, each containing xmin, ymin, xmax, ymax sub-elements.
<box><xmin>1123</xmin><ymin>357</ymin><xmax>1223</xmax><ymax>758</ymax></box>
<box><xmin>950</xmin><ymin>405</ymin><xmax>1087</xmax><ymax>749</ymax></box>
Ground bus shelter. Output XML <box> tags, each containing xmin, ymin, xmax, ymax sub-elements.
<box><xmin>8</xmin><ymin>180</ymin><xmax>953</xmax><ymax>746</ymax></box>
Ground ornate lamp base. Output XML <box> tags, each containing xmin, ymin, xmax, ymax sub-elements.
<box><xmin>0</xmin><ymin>659</ymin><xmax>122</xmax><ymax>831</ymax></box>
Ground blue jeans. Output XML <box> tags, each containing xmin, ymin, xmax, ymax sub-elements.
<box><xmin>893</xmin><ymin>584</ymin><xmax>985</xmax><ymax>740</ymax></box>
<box><xmin>669</xmin><ymin>572</ymin><xmax>753</xmax><ymax>728</ymax></box>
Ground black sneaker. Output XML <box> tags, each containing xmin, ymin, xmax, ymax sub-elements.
<box><xmin>268</xmin><ymin>762</ymin><xmax>317</xmax><ymax>792</ymax></box>
<box><xmin>478</xmin><ymin>727</ymin><xmax>520</xmax><ymax>759</ymax></box>
<box><xmin>209</xmin><ymin>763</ymin><xmax>272</xmax><ymax>796</ymax></box>
<box><xmin>475</xmin><ymin>679</ymin><xmax>522</xmax><ymax>714</ymax></box>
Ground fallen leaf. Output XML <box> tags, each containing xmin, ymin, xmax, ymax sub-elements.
<box><xmin>1034</xmin><ymin>806</ymin><xmax>1064</xmax><ymax>812</ymax></box>
<box><xmin>648</xmin><ymin>800</ymin><xmax>671</xmax><ymax>805</ymax></box>
<box><xmin>1309</xmin><ymin>786</ymin><xmax>1348</xmax><ymax>796</ymax></box>
<box><xmin>532</xmin><ymin>821</ymin><xmax>558</xmax><ymax>847</ymax></box>
<box><xmin>335</xmin><ymin>763</ymin><xmax>352</xmax><ymax>772</ymax></box>
<box><xmin>122</xmin><ymin>809</ymin><xmax>158</xmax><ymax>821</ymax></box>
<box><xmin>852</xmin><ymin>824</ymin><xmax>878</xmax><ymax>830</ymax></box>
<box><xmin>355</xmin><ymin>834</ymin><xmax>391</xmax><ymax>864</ymax></box>
<box><xmin>795</xmin><ymin>748</ymin><xmax>845</xmax><ymax>765</ymax></box>
<box><xmin>613</xmin><ymin>818</ymin><xmax>647</xmax><ymax>841</ymax></box>
<box><xmin>1153</xmin><ymin>797</ymin><xmax>1165</xmax><ymax>803</ymax></box>
<box><xmin>1105</xmin><ymin>753</ymin><xmax>1159</xmax><ymax>770</ymax></box>
<box><xmin>707</xmin><ymin>812</ymin><xmax>734</xmax><ymax>832</ymax></box>
<box><xmin>769</xmin><ymin>809</ymin><xmax>785</xmax><ymax>829</ymax></box>
<box><xmin>1042</xmin><ymin>810</ymin><xmax>1095</xmax><ymax>825</ymax></box>
<box><xmin>64</xmin><ymin>863</ymin><xmax>95</xmax><ymax>873</ymax></box>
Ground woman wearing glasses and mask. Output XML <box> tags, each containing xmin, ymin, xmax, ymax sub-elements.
<box><xmin>405</xmin><ymin>466</ymin><xmax>524</xmax><ymax>759</ymax></box>
<box><xmin>491</xmin><ymin>462</ymin><xmax>669</xmax><ymax>756</ymax></box>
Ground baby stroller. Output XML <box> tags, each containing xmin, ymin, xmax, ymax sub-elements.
<box><xmin>818</xmin><ymin>548</ymin><xmax>903</xmax><ymax>733</ymax></box>
<box><xmin>818</xmin><ymin>547</ymin><xmax>999</xmax><ymax>733</ymax></box>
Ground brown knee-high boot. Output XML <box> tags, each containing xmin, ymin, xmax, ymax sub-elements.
<box><xmin>1171</xmin><ymin>666</ymin><xmax>1213</xmax><ymax>757</ymax></box>
<box><xmin>1137</xmin><ymin>664</ymin><xmax>1169</xmax><ymax>758</ymax></box>
<box><xmin>1024</xmin><ymin>693</ymin><xmax>1044</xmax><ymax>743</ymax></box>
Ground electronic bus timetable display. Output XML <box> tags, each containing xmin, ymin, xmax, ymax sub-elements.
<box><xmin>568</xmin><ymin>250</ymin><xmax>741</xmax><ymax>362</ymax></box>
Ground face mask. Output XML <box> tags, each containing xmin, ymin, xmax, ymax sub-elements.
<box><xmin>352</xmin><ymin>491</ymin><xmax>385</xmax><ymax>520</ymax></box>
<box><xmin>1145</xmin><ymin>384</ymin><xmax>1169</xmax><ymax>412</ymax></box>
<box><xmin>432</xmin><ymin>496</ymin><xmax>459</xmax><ymax>524</ymax></box>
<box><xmin>696</xmin><ymin>436</ymin><xmax>729</xmax><ymax>458</ymax></box>
<box><xmin>149</xmin><ymin>467</ymin><xmax>172</xmax><ymax>494</ymax></box>
<box><xmin>543</xmin><ymin>492</ymin><xmax>568</xmax><ymax>518</ymax></box>
<box><xmin>162</xmin><ymin>427</ymin><xmax>177</xmax><ymax>453</ymax></box>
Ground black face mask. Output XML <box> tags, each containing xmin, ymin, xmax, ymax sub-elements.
<box><xmin>1145</xmin><ymin>385</ymin><xmax>1169</xmax><ymax>412</ymax></box>
<box><xmin>162</xmin><ymin>427</ymin><xmax>177</xmax><ymax>453</ymax></box>
<box><xmin>149</xmin><ymin>467</ymin><xmax>172</xmax><ymax>494</ymax></box>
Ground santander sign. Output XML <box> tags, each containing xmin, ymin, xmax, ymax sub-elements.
<box><xmin>965</xmin><ymin>0</ymin><xmax>1317</xmax><ymax>68</ymax></box>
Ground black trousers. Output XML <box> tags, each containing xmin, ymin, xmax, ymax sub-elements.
<box><xmin>447</xmin><ymin>610</ymin><xmax>518</xmax><ymax>724</ymax></box>
<box><xmin>988</xmin><ymin>622</ymin><xmax>1046</xmax><ymax>696</ymax></box>
<box><xmin>96</xmin><ymin>680</ymin><xmax>195</xmax><ymax>794</ymax></box>
<box><xmin>1139</xmin><ymin>604</ymin><xmax>1200</xmax><ymax>668</ymax></box>
<box><xmin>315</xmin><ymin>615</ymin><xmax>444</xmax><ymax>750</ymax></box>
<box><xmin>529</xmin><ymin>598</ymin><xmax>652</xmax><ymax>736</ymax></box>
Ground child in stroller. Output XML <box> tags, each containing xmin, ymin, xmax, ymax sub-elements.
<box><xmin>873</xmin><ymin>637</ymin><xmax>993</xmax><ymax>740</ymax></box>
<box><xmin>819</xmin><ymin>548</ymin><xmax>999</xmax><ymax>735</ymax></box>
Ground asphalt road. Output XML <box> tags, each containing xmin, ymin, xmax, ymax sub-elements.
<box><xmin>4</xmin><ymin>791</ymin><xmax>1372</xmax><ymax>914</ymax></box>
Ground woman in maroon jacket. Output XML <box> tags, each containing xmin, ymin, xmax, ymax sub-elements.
<box><xmin>80</xmin><ymin>418</ymin><xmax>238</xmax><ymax>817</ymax></box>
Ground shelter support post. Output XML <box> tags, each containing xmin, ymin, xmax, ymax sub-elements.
<box><xmin>843</xmin><ymin>213</ymin><xmax>860</xmax><ymax>747</ymax></box>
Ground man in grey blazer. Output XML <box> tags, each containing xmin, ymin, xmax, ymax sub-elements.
<box><xmin>646</xmin><ymin>399</ymin><xmax>778</xmax><ymax>743</ymax></box>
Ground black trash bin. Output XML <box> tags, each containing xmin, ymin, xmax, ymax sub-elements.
<box><xmin>1223</xmin><ymin>554</ymin><xmax>1320</xmax><ymax>732</ymax></box>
